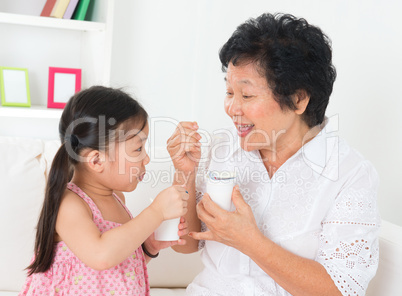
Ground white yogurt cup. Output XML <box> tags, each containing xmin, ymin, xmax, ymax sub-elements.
<box><xmin>206</xmin><ymin>171</ymin><xmax>236</xmax><ymax>211</ymax></box>
<box><xmin>154</xmin><ymin>217</ymin><xmax>180</xmax><ymax>241</ymax></box>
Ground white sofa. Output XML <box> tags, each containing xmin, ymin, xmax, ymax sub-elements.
<box><xmin>0</xmin><ymin>136</ymin><xmax>401</xmax><ymax>295</ymax></box>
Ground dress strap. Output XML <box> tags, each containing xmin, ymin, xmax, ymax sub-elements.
<box><xmin>66</xmin><ymin>182</ymin><xmax>103</xmax><ymax>220</ymax></box>
<box><xmin>67</xmin><ymin>182</ymin><xmax>133</xmax><ymax>221</ymax></box>
<box><xmin>112</xmin><ymin>192</ymin><xmax>133</xmax><ymax>219</ymax></box>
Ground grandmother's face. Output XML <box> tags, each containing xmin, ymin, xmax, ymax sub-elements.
<box><xmin>224</xmin><ymin>62</ymin><xmax>300</xmax><ymax>152</ymax></box>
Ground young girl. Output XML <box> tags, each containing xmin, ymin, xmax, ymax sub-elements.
<box><xmin>19</xmin><ymin>86</ymin><xmax>189</xmax><ymax>296</ymax></box>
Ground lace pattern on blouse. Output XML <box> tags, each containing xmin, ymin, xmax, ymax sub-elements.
<box><xmin>316</xmin><ymin>162</ymin><xmax>380</xmax><ymax>295</ymax></box>
<box><xmin>318</xmin><ymin>235</ymin><xmax>379</xmax><ymax>295</ymax></box>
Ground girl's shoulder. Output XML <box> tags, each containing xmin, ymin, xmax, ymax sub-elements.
<box><xmin>55</xmin><ymin>188</ymin><xmax>99</xmax><ymax>246</ymax></box>
<box><xmin>59</xmin><ymin>188</ymin><xmax>93</xmax><ymax>220</ymax></box>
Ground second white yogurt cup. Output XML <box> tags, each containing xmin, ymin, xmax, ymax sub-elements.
<box><xmin>206</xmin><ymin>172</ymin><xmax>236</xmax><ymax>211</ymax></box>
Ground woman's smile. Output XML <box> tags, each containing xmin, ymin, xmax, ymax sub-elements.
<box><xmin>235</xmin><ymin>123</ymin><xmax>255</xmax><ymax>137</ymax></box>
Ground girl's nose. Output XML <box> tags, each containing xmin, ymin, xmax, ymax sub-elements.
<box><xmin>143</xmin><ymin>152</ymin><xmax>150</xmax><ymax>166</ymax></box>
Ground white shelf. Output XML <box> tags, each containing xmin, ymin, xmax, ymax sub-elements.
<box><xmin>0</xmin><ymin>12</ymin><xmax>105</xmax><ymax>31</ymax></box>
<box><xmin>0</xmin><ymin>0</ymin><xmax>113</xmax><ymax>137</ymax></box>
<box><xmin>0</xmin><ymin>105</ymin><xmax>62</xmax><ymax>119</ymax></box>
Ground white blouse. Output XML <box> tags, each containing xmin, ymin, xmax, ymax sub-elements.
<box><xmin>187</xmin><ymin>119</ymin><xmax>380</xmax><ymax>296</ymax></box>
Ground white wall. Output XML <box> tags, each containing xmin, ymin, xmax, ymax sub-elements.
<box><xmin>110</xmin><ymin>0</ymin><xmax>402</xmax><ymax>226</ymax></box>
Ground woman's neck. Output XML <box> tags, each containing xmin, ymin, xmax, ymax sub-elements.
<box><xmin>259</xmin><ymin>121</ymin><xmax>320</xmax><ymax>178</ymax></box>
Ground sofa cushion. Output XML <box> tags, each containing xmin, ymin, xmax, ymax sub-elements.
<box><xmin>42</xmin><ymin>140</ymin><xmax>61</xmax><ymax>178</ymax></box>
<box><xmin>149</xmin><ymin>288</ymin><xmax>186</xmax><ymax>296</ymax></box>
<box><xmin>367</xmin><ymin>220</ymin><xmax>402</xmax><ymax>295</ymax></box>
<box><xmin>147</xmin><ymin>248</ymin><xmax>203</xmax><ymax>288</ymax></box>
<box><xmin>0</xmin><ymin>137</ymin><xmax>46</xmax><ymax>292</ymax></box>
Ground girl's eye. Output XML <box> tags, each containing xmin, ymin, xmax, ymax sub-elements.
<box><xmin>135</xmin><ymin>146</ymin><xmax>142</xmax><ymax>152</ymax></box>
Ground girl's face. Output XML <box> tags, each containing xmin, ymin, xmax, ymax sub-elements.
<box><xmin>105</xmin><ymin>122</ymin><xmax>150</xmax><ymax>192</ymax></box>
<box><xmin>224</xmin><ymin>62</ymin><xmax>300</xmax><ymax>152</ymax></box>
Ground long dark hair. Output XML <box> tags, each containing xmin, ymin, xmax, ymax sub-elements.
<box><xmin>27</xmin><ymin>86</ymin><xmax>148</xmax><ymax>275</ymax></box>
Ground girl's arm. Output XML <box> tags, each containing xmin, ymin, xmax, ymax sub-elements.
<box><xmin>56</xmin><ymin>185</ymin><xmax>188</xmax><ymax>271</ymax></box>
<box><xmin>113</xmin><ymin>191</ymin><xmax>189</xmax><ymax>264</ymax></box>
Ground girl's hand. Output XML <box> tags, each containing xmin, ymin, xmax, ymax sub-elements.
<box><xmin>143</xmin><ymin>217</ymin><xmax>189</xmax><ymax>255</ymax></box>
<box><xmin>167</xmin><ymin>121</ymin><xmax>201</xmax><ymax>173</ymax></box>
<box><xmin>151</xmin><ymin>185</ymin><xmax>189</xmax><ymax>220</ymax></box>
<box><xmin>189</xmin><ymin>186</ymin><xmax>260</xmax><ymax>253</ymax></box>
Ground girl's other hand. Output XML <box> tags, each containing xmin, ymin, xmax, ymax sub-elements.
<box><xmin>167</xmin><ymin>121</ymin><xmax>201</xmax><ymax>173</ymax></box>
<box><xmin>151</xmin><ymin>185</ymin><xmax>189</xmax><ymax>221</ymax></box>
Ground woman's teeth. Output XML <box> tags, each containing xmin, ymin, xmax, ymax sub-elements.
<box><xmin>237</xmin><ymin>124</ymin><xmax>254</xmax><ymax>131</ymax></box>
<box><xmin>236</xmin><ymin>124</ymin><xmax>255</xmax><ymax>137</ymax></box>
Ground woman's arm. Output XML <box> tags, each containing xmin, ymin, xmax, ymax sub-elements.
<box><xmin>190</xmin><ymin>187</ymin><xmax>342</xmax><ymax>296</ymax></box>
<box><xmin>171</xmin><ymin>171</ymin><xmax>200</xmax><ymax>253</ymax></box>
<box><xmin>243</xmin><ymin>231</ymin><xmax>342</xmax><ymax>296</ymax></box>
<box><xmin>167</xmin><ymin>121</ymin><xmax>202</xmax><ymax>254</ymax></box>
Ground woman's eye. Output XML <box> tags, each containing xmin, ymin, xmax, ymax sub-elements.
<box><xmin>243</xmin><ymin>95</ymin><xmax>253</xmax><ymax>99</ymax></box>
<box><xmin>226</xmin><ymin>92</ymin><xmax>233</xmax><ymax>96</ymax></box>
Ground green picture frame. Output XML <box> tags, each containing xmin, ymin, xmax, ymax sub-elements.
<box><xmin>0</xmin><ymin>67</ymin><xmax>31</xmax><ymax>107</ymax></box>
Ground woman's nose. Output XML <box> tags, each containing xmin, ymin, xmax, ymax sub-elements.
<box><xmin>227</xmin><ymin>95</ymin><xmax>243</xmax><ymax>117</ymax></box>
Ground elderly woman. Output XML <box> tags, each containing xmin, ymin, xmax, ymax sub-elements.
<box><xmin>168</xmin><ymin>13</ymin><xmax>380</xmax><ymax>296</ymax></box>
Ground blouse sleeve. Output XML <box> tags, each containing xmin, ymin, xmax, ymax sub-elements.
<box><xmin>316</xmin><ymin>160</ymin><xmax>381</xmax><ymax>296</ymax></box>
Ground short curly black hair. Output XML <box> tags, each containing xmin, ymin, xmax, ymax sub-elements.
<box><xmin>219</xmin><ymin>13</ymin><xmax>336</xmax><ymax>127</ymax></box>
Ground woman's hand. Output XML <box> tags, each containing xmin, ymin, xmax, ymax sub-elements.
<box><xmin>151</xmin><ymin>185</ymin><xmax>189</xmax><ymax>220</ymax></box>
<box><xmin>143</xmin><ymin>217</ymin><xmax>189</xmax><ymax>260</ymax></box>
<box><xmin>189</xmin><ymin>186</ymin><xmax>260</xmax><ymax>252</ymax></box>
<box><xmin>167</xmin><ymin>121</ymin><xmax>202</xmax><ymax>173</ymax></box>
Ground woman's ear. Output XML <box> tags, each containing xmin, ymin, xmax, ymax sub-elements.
<box><xmin>85</xmin><ymin>150</ymin><xmax>105</xmax><ymax>173</ymax></box>
<box><xmin>293</xmin><ymin>90</ymin><xmax>310</xmax><ymax>115</ymax></box>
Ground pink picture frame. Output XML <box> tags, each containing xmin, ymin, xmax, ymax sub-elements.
<box><xmin>47</xmin><ymin>67</ymin><xmax>81</xmax><ymax>109</ymax></box>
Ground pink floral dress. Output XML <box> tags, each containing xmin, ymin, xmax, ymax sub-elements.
<box><xmin>19</xmin><ymin>182</ymin><xmax>150</xmax><ymax>296</ymax></box>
